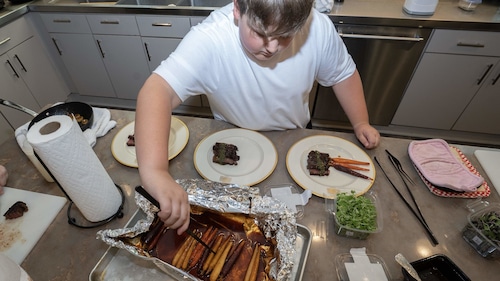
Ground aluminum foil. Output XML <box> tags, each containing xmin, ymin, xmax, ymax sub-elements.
<box><xmin>97</xmin><ymin>179</ymin><xmax>298</xmax><ymax>281</ymax></box>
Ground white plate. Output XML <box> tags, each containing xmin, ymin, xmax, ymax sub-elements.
<box><xmin>111</xmin><ymin>117</ymin><xmax>189</xmax><ymax>168</ymax></box>
<box><xmin>194</xmin><ymin>128</ymin><xmax>277</xmax><ymax>186</ymax></box>
<box><xmin>286</xmin><ymin>135</ymin><xmax>375</xmax><ymax>199</ymax></box>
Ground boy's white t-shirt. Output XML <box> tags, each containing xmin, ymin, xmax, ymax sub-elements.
<box><xmin>154</xmin><ymin>4</ymin><xmax>355</xmax><ymax>131</ymax></box>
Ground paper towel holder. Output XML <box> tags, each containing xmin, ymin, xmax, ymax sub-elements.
<box><xmin>34</xmin><ymin>152</ymin><xmax>125</xmax><ymax>228</ymax></box>
<box><xmin>66</xmin><ymin>183</ymin><xmax>125</xmax><ymax>229</ymax></box>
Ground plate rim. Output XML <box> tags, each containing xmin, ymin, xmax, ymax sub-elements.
<box><xmin>286</xmin><ymin>134</ymin><xmax>375</xmax><ymax>199</ymax></box>
<box><xmin>111</xmin><ymin>117</ymin><xmax>189</xmax><ymax>168</ymax></box>
<box><xmin>193</xmin><ymin>128</ymin><xmax>278</xmax><ymax>186</ymax></box>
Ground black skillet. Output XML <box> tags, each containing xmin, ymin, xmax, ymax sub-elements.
<box><xmin>0</xmin><ymin>99</ymin><xmax>93</xmax><ymax>131</ymax></box>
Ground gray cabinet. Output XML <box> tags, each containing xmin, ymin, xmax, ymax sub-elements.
<box><xmin>392</xmin><ymin>30</ymin><xmax>500</xmax><ymax>134</ymax></box>
<box><xmin>88</xmin><ymin>14</ymin><xmax>150</xmax><ymax>100</ymax></box>
<box><xmin>1</xmin><ymin>16</ymin><xmax>68</xmax><ymax>129</ymax></box>
<box><xmin>41</xmin><ymin>13</ymin><xmax>116</xmax><ymax>98</ymax></box>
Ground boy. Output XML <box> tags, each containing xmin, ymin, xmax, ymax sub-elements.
<box><xmin>135</xmin><ymin>0</ymin><xmax>380</xmax><ymax>234</ymax></box>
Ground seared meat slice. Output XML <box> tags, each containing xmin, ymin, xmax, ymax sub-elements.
<box><xmin>127</xmin><ymin>134</ymin><xmax>135</xmax><ymax>146</ymax></box>
<box><xmin>307</xmin><ymin>150</ymin><xmax>331</xmax><ymax>176</ymax></box>
<box><xmin>213</xmin><ymin>142</ymin><xmax>240</xmax><ymax>165</ymax></box>
<box><xmin>3</xmin><ymin>201</ymin><xmax>29</xmax><ymax>220</ymax></box>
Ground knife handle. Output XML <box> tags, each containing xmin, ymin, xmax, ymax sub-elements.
<box><xmin>136</xmin><ymin>186</ymin><xmax>161</xmax><ymax>208</ymax></box>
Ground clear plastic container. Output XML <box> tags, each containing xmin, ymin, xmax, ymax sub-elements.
<box><xmin>326</xmin><ymin>190</ymin><xmax>382</xmax><ymax>239</ymax></box>
<box><xmin>335</xmin><ymin>252</ymin><xmax>391</xmax><ymax>281</ymax></box>
<box><xmin>458</xmin><ymin>0</ymin><xmax>481</xmax><ymax>11</ymax></box>
<box><xmin>260</xmin><ymin>183</ymin><xmax>307</xmax><ymax>219</ymax></box>
<box><xmin>462</xmin><ymin>203</ymin><xmax>500</xmax><ymax>258</ymax></box>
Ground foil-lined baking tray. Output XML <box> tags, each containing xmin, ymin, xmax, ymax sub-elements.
<box><xmin>89</xmin><ymin>209</ymin><xmax>311</xmax><ymax>281</ymax></box>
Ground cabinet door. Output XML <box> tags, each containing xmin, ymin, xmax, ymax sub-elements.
<box><xmin>0</xmin><ymin>53</ymin><xmax>41</xmax><ymax>128</ymax></box>
<box><xmin>453</xmin><ymin>61</ymin><xmax>500</xmax><ymax>134</ymax></box>
<box><xmin>50</xmin><ymin>33</ymin><xmax>116</xmax><ymax>98</ymax></box>
<box><xmin>392</xmin><ymin>53</ymin><xmax>496</xmax><ymax>130</ymax></box>
<box><xmin>8</xmin><ymin>37</ymin><xmax>69</xmax><ymax>106</ymax></box>
<box><xmin>94</xmin><ymin>34</ymin><xmax>150</xmax><ymax>100</ymax></box>
<box><xmin>142</xmin><ymin>36</ymin><xmax>181</xmax><ymax>72</ymax></box>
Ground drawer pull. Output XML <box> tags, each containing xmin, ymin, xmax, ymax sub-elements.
<box><xmin>52</xmin><ymin>19</ymin><xmax>71</xmax><ymax>23</ymax></box>
<box><xmin>477</xmin><ymin>64</ymin><xmax>493</xmax><ymax>85</ymax></box>
<box><xmin>152</xmin><ymin>22</ymin><xmax>173</xmax><ymax>27</ymax></box>
<box><xmin>6</xmin><ymin>60</ymin><xmax>19</xmax><ymax>78</ymax></box>
<box><xmin>14</xmin><ymin>55</ymin><xmax>27</xmax><ymax>72</ymax></box>
<box><xmin>100</xmin><ymin>20</ymin><xmax>120</xmax><ymax>25</ymax></box>
<box><xmin>338</xmin><ymin>33</ymin><xmax>423</xmax><ymax>42</ymax></box>
<box><xmin>457</xmin><ymin>42</ymin><xmax>485</xmax><ymax>48</ymax></box>
<box><xmin>0</xmin><ymin>37</ymin><xmax>11</xmax><ymax>46</ymax></box>
<box><xmin>492</xmin><ymin>72</ymin><xmax>500</xmax><ymax>86</ymax></box>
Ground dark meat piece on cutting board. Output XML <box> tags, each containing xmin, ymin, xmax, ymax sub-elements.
<box><xmin>213</xmin><ymin>142</ymin><xmax>240</xmax><ymax>165</ymax></box>
<box><xmin>307</xmin><ymin>150</ymin><xmax>331</xmax><ymax>176</ymax></box>
<box><xmin>3</xmin><ymin>201</ymin><xmax>29</xmax><ymax>220</ymax></box>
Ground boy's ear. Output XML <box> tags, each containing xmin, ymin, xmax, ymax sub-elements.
<box><xmin>233</xmin><ymin>0</ymin><xmax>240</xmax><ymax>20</ymax></box>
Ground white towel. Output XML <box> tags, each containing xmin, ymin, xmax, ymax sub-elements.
<box><xmin>15</xmin><ymin>105</ymin><xmax>116</xmax><ymax>181</ymax></box>
<box><xmin>315</xmin><ymin>0</ymin><xmax>334</xmax><ymax>13</ymax></box>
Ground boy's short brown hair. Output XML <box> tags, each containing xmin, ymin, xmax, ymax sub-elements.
<box><xmin>236</xmin><ymin>0</ymin><xmax>315</xmax><ymax>37</ymax></box>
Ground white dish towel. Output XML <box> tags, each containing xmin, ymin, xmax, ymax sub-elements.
<box><xmin>15</xmin><ymin>105</ymin><xmax>116</xmax><ymax>182</ymax></box>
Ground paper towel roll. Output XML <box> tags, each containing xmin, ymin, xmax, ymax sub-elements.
<box><xmin>26</xmin><ymin>115</ymin><xmax>121</xmax><ymax>222</ymax></box>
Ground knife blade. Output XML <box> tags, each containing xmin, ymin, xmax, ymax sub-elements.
<box><xmin>135</xmin><ymin>185</ymin><xmax>216</xmax><ymax>254</ymax></box>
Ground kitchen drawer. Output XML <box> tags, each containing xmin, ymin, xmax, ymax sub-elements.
<box><xmin>39</xmin><ymin>13</ymin><xmax>91</xmax><ymax>34</ymax></box>
<box><xmin>0</xmin><ymin>17</ymin><xmax>33</xmax><ymax>55</ymax></box>
<box><xmin>137</xmin><ymin>16</ymin><xmax>191</xmax><ymax>38</ymax></box>
<box><xmin>426</xmin><ymin>29</ymin><xmax>500</xmax><ymax>57</ymax></box>
<box><xmin>87</xmin><ymin>14</ymin><xmax>139</xmax><ymax>35</ymax></box>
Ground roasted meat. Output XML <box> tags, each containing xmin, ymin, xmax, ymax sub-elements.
<box><xmin>126</xmin><ymin>134</ymin><xmax>135</xmax><ymax>146</ymax></box>
<box><xmin>212</xmin><ymin>142</ymin><xmax>240</xmax><ymax>165</ymax></box>
<box><xmin>3</xmin><ymin>201</ymin><xmax>28</xmax><ymax>220</ymax></box>
<box><xmin>307</xmin><ymin>150</ymin><xmax>331</xmax><ymax>176</ymax></box>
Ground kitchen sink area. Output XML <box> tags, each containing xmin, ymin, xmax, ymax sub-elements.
<box><xmin>114</xmin><ymin>0</ymin><xmax>230</xmax><ymax>6</ymax></box>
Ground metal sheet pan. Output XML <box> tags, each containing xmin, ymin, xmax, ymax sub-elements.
<box><xmin>90</xmin><ymin>209</ymin><xmax>311</xmax><ymax>281</ymax></box>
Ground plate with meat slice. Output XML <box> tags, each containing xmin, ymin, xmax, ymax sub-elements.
<box><xmin>194</xmin><ymin>128</ymin><xmax>277</xmax><ymax>186</ymax></box>
<box><xmin>286</xmin><ymin>135</ymin><xmax>375</xmax><ymax>199</ymax></box>
<box><xmin>111</xmin><ymin>117</ymin><xmax>189</xmax><ymax>168</ymax></box>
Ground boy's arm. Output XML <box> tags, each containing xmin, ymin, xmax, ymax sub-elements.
<box><xmin>135</xmin><ymin>73</ymin><xmax>191</xmax><ymax>234</ymax></box>
<box><xmin>332</xmin><ymin>70</ymin><xmax>380</xmax><ymax>149</ymax></box>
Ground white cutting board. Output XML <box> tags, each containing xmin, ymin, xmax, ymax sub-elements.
<box><xmin>0</xmin><ymin>187</ymin><xmax>66</xmax><ymax>264</ymax></box>
<box><xmin>475</xmin><ymin>150</ymin><xmax>500</xmax><ymax>196</ymax></box>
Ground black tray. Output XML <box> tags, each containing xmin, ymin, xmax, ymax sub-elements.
<box><xmin>402</xmin><ymin>254</ymin><xmax>470</xmax><ymax>281</ymax></box>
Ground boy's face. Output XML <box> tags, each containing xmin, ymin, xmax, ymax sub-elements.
<box><xmin>234</xmin><ymin>6</ymin><xmax>295</xmax><ymax>61</ymax></box>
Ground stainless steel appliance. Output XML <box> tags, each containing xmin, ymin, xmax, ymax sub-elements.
<box><xmin>312</xmin><ymin>24</ymin><xmax>432</xmax><ymax>126</ymax></box>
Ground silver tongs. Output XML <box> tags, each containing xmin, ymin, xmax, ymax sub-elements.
<box><xmin>135</xmin><ymin>185</ymin><xmax>216</xmax><ymax>254</ymax></box>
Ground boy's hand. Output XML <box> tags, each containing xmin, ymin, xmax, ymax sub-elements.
<box><xmin>353</xmin><ymin>123</ymin><xmax>380</xmax><ymax>149</ymax></box>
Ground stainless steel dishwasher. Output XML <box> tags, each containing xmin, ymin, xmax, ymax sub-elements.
<box><xmin>311</xmin><ymin>23</ymin><xmax>432</xmax><ymax>127</ymax></box>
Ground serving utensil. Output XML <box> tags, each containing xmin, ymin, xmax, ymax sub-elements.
<box><xmin>386</xmin><ymin>150</ymin><xmax>431</xmax><ymax>231</ymax></box>
<box><xmin>374</xmin><ymin>157</ymin><xmax>439</xmax><ymax>245</ymax></box>
<box><xmin>395</xmin><ymin>253</ymin><xmax>421</xmax><ymax>281</ymax></box>
<box><xmin>135</xmin><ymin>186</ymin><xmax>216</xmax><ymax>254</ymax></box>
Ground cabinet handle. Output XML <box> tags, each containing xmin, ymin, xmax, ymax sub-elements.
<box><xmin>6</xmin><ymin>60</ymin><xmax>19</xmax><ymax>78</ymax></box>
<box><xmin>492</xmin><ymin>72</ymin><xmax>500</xmax><ymax>86</ymax></box>
<box><xmin>14</xmin><ymin>55</ymin><xmax>27</xmax><ymax>72</ymax></box>
<box><xmin>52</xmin><ymin>19</ymin><xmax>71</xmax><ymax>23</ymax></box>
<box><xmin>51</xmin><ymin>38</ymin><xmax>63</xmax><ymax>55</ymax></box>
<box><xmin>96</xmin><ymin>39</ymin><xmax>105</xmax><ymax>58</ymax></box>
<box><xmin>457</xmin><ymin>42</ymin><xmax>485</xmax><ymax>48</ymax></box>
<box><xmin>144</xmin><ymin>42</ymin><xmax>151</xmax><ymax>61</ymax></box>
<box><xmin>152</xmin><ymin>22</ymin><xmax>172</xmax><ymax>27</ymax></box>
<box><xmin>0</xmin><ymin>37</ymin><xmax>11</xmax><ymax>46</ymax></box>
<box><xmin>338</xmin><ymin>32</ymin><xmax>423</xmax><ymax>42</ymax></box>
<box><xmin>100</xmin><ymin>20</ymin><xmax>120</xmax><ymax>25</ymax></box>
<box><xmin>477</xmin><ymin>64</ymin><xmax>493</xmax><ymax>85</ymax></box>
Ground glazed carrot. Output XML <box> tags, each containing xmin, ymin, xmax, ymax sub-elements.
<box><xmin>202</xmin><ymin>234</ymin><xmax>224</xmax><ymax>274</ymax></box>
<box><xmin>220</xmin><ymin>239</ymin><xmax>246</xmax><ymax>277</ymax></box>
<box><xmin>188</xmin><ymin>226</ymin><xmax>217</xmax><ymax>269</ymax></box>
<box><xmin>331</xmin><ymin>157</ymin><xmax>370</xmax><ymax>165</ymax></box>
<box><xmin>172</xmin><ymin>235</ymin><xmax>194</xmax><ymax>268</ymax></box>
<box><xmin>332</xmin><ymin>163</ymin><xmax>373</xmax><ymax>181</ymax></box>
<box><xmin>181</xmin><ymin>234</ymin><xmax>198</xmax><ymax>270</ymax></box>
<box><xmin>206</xmin><ymin>236</ymin><xmax>231</xmax><ymax>274</ymax></box>
<box><xmin>209</xmin><ymin>238</ymin><xmax>234</xmax><ymax>281</ymax></box>
<box><xmin>244</xmin><ymin>243</ymin><xmax>260</xmax><ymax>281</ymax></box>
<box><xmin>331</xmin><ymin>162</ymin><xmax>370</xmax><ymax>171</ymax></box>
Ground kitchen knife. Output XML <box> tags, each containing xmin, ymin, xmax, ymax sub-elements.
<box><xmin>135</xmin><ymin>185</ymin><xmax>216</xmax><ymax>254</ymax></box>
